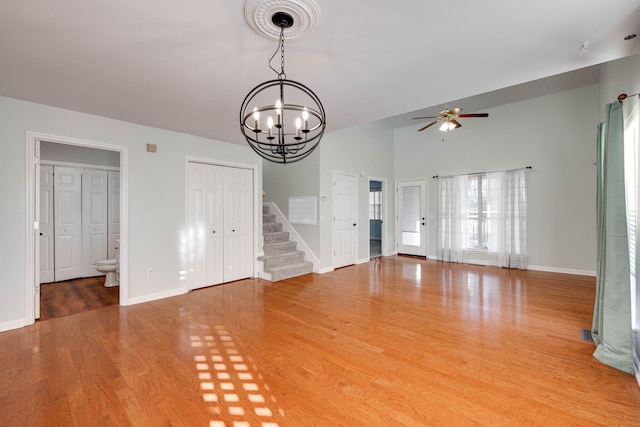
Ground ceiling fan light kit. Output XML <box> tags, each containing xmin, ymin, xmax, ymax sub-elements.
<box><xmin>414</xmin><ymin>105</ymin><xmax>489</xmax><ymax>132</ymax></box>
<box><xmin>240</xmin><ymin>0</ymin><xmax>325</xmax><ymax>164</ymax></box>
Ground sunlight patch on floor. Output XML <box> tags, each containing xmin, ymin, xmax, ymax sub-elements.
<box><xmin>189</xmin><ymin>324</ymin><xmax>285</xmax><ymax>426</ymax></box>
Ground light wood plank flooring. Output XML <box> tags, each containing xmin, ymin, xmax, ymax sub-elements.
<box><xmin>1</xmin><ymin>256</ymin><xmax>639</xmax><ymax>426</ymax></box>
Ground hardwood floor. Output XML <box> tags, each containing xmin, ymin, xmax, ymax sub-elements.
<box><xmin>40</xmin><ymin>276</ymin><xmax>119</xmax><ymax>320</ymax></box>
<box><xmin>1</xmin><ymin>256</ymin><xmax>639</xmax><ymax>426</ymax></box>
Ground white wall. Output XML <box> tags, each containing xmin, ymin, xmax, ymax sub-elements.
<box><xmin>41</xmin><ymin>141</ymin><xmax>120</xmax><ymax>167</ymax></box>
<box><xmin>598</xmin><ymin>53</ymin><xmax>640</xmax><ymax>113</ymax></box>
<box><xmin>597</xmin><ymin>52</ymin><xmax>640</xmax><ymax>379</ymax></box>
<box><xmin>0</xmin><ymin>96</ymin><xmax>261</xmax><ymax>331</ymax></box>
<box><xmin>319</xmin><ymin>120</ymin><xmax>396</xmax><ymax>269</ymax></box>
<box><xmin>262</xmin><ymin>119</ymin><xmax>396</xmax><ymax>271</ymax></box>
<box><xmin>262</xmin><ymin>148</ymin><xmax>321</xmax><ymax>256</ymax></box>
<box><xmin>393</xmin><ymin>84</ymin><xmax>599</xmax><ymax>274</ymax></box>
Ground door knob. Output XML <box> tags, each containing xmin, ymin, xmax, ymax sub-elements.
<box><xmin>353</xmin><ymin>223</ymin><xmax>357</xmax><ymax>226</ymax></box>
<box><xmin>39</xmin><ymin>232</ymin><xmax>43</xmax><ymax>236</ymax></box>
<box><xmin>212</xmin><ymin>231</ymin><xmax>216</xmax><ymax>234</ymax></box>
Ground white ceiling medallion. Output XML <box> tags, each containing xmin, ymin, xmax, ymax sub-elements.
<box><xmin>244</xmin><ymin>0</ymin><xmax>320</xmax><ymax>40</ymax></box>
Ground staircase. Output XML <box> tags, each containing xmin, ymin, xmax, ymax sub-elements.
<box><xmin>259</xmin><ymin>204</ymin><xmax>313</xmax><ymax>281</ymax></box>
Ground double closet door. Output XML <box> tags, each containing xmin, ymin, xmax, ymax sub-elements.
<box><xmin>39</xmin><ymin>166</ymin><xmax>120</xmax><ymax>283</ymax></box>
<box><xmin>187</xmin><ymin>162</ymin><xmax>253</xmax><ymax>289</ymax></box>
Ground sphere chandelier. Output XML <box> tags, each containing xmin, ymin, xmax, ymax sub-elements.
<box><xmin>239</xmin><ymin>11</ymin><xmax>326</xmax><ymax>164</ymax></box>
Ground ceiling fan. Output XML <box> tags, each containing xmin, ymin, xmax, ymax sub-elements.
<box><xmin>413</xmin><ymin>105</ymin><xmax>489</xmax><ymax>132</ymax></box>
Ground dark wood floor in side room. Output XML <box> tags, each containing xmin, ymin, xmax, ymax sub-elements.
<box><xmin>2</xmin><ymin>256</ymin><xmax>639</xmax><ymax>425</ymax></box>
<box><xmin>39</xmin><ymin>276</ymin><xmax>119</xmax><ymax>320</ymax></box>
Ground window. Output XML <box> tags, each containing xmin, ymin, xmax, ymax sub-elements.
<box><xmin>466</xmin><ymin>174</ymin><xmax>488</xmax><ymax>250</ymax></box>
<box><xmin>369</xmin><ymin>189</ymin><xmax>382</xmax><ymax>220</ymax></box>
<box><xmin>437</xmin><ymin>169</ymin><xmax>527</xmax><ymax>269</ymax></box>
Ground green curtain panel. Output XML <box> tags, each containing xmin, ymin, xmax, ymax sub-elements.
<box><xmin>592</xmin><ymin>101</ymin><xmax>634</xmax><ymax>375</ymax></box>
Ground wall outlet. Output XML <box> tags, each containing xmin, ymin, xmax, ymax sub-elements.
<box><xmin>147</xmin><ymin>268</ymin><xmax>152</xmax><ymax>277</ymax></box>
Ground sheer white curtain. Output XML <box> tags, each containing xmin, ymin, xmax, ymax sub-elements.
<box><xmin>437</xmin><ymin>176</ymin><xmax>468</xmax><ymax>262</ymax></box>
<box><xmin>439</xmin><ymin>169</ymin><xmax>527</xmax><ymax>269</ymax></box>
<box><xmin>487</xmin><ymin>169</ymin><xmax>528</xmax><ymax>269</ymax></box>
<box><xmin>622</xmin><ymin>95</ymin><xmax>639</xmax><ymax>371</ymax></box>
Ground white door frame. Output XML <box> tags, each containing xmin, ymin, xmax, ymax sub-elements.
<box><xmin>368</xmin><ymin>176</ymin><xmax>388</xmax><ymax>258</ymax></box>
<box><xmin>184</xmin><ymin>156</ymin><xmax>260</xmax><ymax>291</ymax></box>
<box><xmin>25</xmin><ymin>132</ymin><xmax>129</xmax><ymax>324</ymax></box>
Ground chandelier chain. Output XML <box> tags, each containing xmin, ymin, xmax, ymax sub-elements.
<box><xmin>268</xmin><ymin>27</ymin><xmax>287</xmax><ymax>80</ymax></box>
<box><xmin>280</xmin><ymin>28</ymin><xmax>286</xmax><ymax>79</ymax></box>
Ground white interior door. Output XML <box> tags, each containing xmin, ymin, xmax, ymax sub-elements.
<box><xmin>397</xmin><ymin>180</ymin><xmax>427</xmax><ymax>256</ymax></box>
<box><xmin>224</xmin><ymin>167</ymin><xmax>253</xmax><ymax>282</ymax></box>
<box><xmin>333</xmin><ymin>172</ymin><xmax>357</xmax><ymax>269</ymax></box>
<box><xmin>82</xmin><ymin>169</ymin><xmax>108</xmax><ymax>277</ymax></box>
<box><xmin>39</xmin><ymin>165</ymin><xmax>55</xmax><ymax>284</ymax></box>
<box><xmin>108</xmin><ymin>171</ymin><xmax>120</xmax><ymax>260</ymax></box>
<box><xmin>54</xmin><ymin>166</ymin><xmax>82</xmax><ymax>281</ymax></box>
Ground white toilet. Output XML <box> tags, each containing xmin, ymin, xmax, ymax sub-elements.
<box><xmin>97</xmin><ymin>240</ymin><xmax>120</xmax><ymax>287</ymax></box>
<box><xmin>97</xmin><ymin>259</ymin><xmax>118</xmax><ymax>287</ymax></box>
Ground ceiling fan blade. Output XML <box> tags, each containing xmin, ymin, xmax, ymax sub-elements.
<box><xmin>451</xmin><ymin>119</ymin><xmax>462</xmax><ymax>129</ymax></box>
<box><xmin>458</xmin><ymin>113</ymin><xmax>489</xmax><ymax>118</ymax></box>
<box><xmin>449</xmin><ymin>107</ymin><xmax>462</xmax><ymax>115</ymax></box>
<box><xmin>413</xmin><ymin>116</ymin><xmax>438</xmax><ymax>120</ymax></box>
<box><xmin>418</xmin><ymin>120</ymin><xmax>439</xmax><ymax>131</ymax></box>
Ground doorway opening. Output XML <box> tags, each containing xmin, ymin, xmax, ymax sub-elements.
<box><xmin>26</xmin><ymin>132</ymin><xmax>128</xmax><ymax>324</ymax></box>
<box><xmin>369</xmin><ymin>179</ymin><xmax>385</xmax><ymax>258</ymax></box>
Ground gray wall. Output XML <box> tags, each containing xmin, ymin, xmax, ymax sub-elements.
<box><xmin>0</xmin><ymin>96</ymin><xmax>261</xmax><ymax>330</ymax></box>
<box><xmin>393</xmin><ymin>84</ymin><xmax>599</xmax><ymax>274</ymax></box>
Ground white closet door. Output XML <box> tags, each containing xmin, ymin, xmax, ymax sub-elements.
<box><xmin>187</xmin><ymin>162</ymin><xmax>224</xmax><ymax>289</ymax></box>
<box><xmin>187</xmin><ymin>162</ymin><xmax>208</xmax><ymax>289</ymax></box>
<box><xmin>108</xmin><ymin>171</ymin><xmax>120</xmax><ymax>260</ymax></box>
<box><xmin>224</xmin><ymin>167</ymin><xmax>253</xmax><ymax>282</ymax></box>
<box><xmin>333</xmin><ymin>172</ymin><xmax>357</xmax><ymax>269</ymax></box>
<box><xmin>82</xmin><ymin>170</ymin><xmax>108</xmax><ymax>277</ymax></box>
<box><xmin>206</xmin><ymin>166</ymin><xmax>224</xmax><ymax>285</ymax></box>
<box><xmin>39</xmin><ymin>165</ymin><xmax>55</xmax><ymax>284</ymax></box>
<box><xmin>54</xmin><ymin>167</ymin><xmax>82</xmax><ymax>281</ymax></box>
<box><xmin>187</xmin><ymin>162</ymin><xmax>253</xmax><ymax>289</ymax></box>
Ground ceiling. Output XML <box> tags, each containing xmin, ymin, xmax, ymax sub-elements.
<box><xmin>1</xmin><ymin>1</ymin><xmax>639</xmax><ymax>145</ymax></box>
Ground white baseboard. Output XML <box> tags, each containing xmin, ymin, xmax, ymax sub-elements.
<box><xmin>126</xmin><ymin>288</ymin><xmax>188</xmax><ymax>306</ymax></box>
<box><xmin>528</xmin><ymin>265</ymin><xmax>596</xmax><ymax>277</ymax></box>
<box><xmin>319</xmin><ymin>266</ymin><xmax>334</xmax><ymax>274</ymax></box>
<box><xmin>425</xmin><ymin>256</ymin><xmax>595</xmax><ymax>277</ymax></box>
<box><xmin>0</xmin><ymin>318</ymin><xmax>27</xmax><ymax>333</ymax></box>
<box><xmin>357</xmin><ymin>257</ymin><xmax>370</xmax><ymax>265</ymax></box>
<box><xmin>634</xmin><ymin>346</ymin><xmax>640</xmax><ymax>388</ymax></box>
<box><xmin>256</xmin><ymin>270</ymin><xmax>273</xmax><ymax>281</ymax></box>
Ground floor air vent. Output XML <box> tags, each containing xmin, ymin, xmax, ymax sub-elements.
<box><xmin>580</xmin><ymin>328</ymin><xmax>593</xmax><ymax>342</ymax></box>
